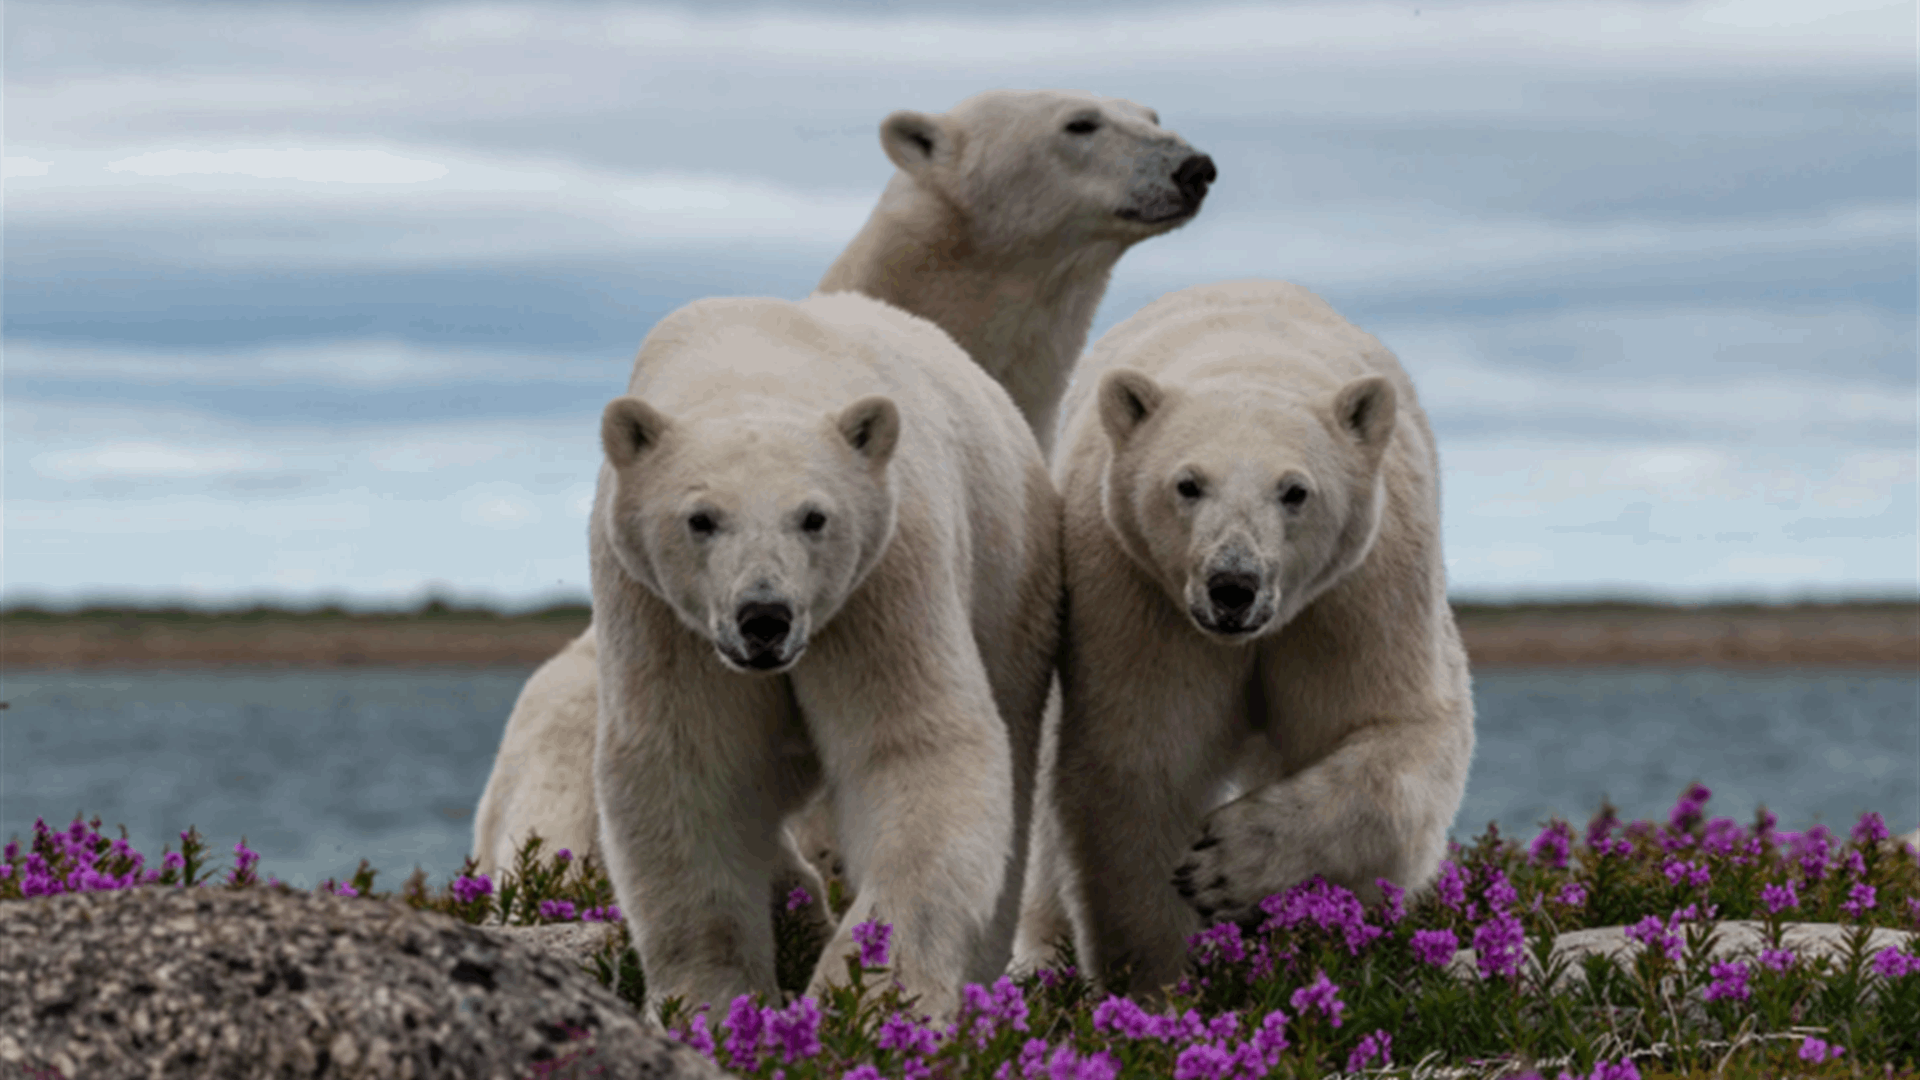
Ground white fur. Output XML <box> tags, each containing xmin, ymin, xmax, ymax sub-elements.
<box><xmin>473</xmin><ymin>87</ymin><xmax>1210</xmax><ymax>884</ymax></box>
<box><xmin>1016</xmin><ymin>281</ymin><xmax>1475</xmax><ymax>995</ymax></box>
<box><xmin>591</xmin><ymin>294</ymin><xmax>1060</xmax><ymax>1018</ymax></box>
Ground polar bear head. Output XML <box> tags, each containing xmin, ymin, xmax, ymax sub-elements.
<box><xmin>598</xmin><ymin>393</ymin><xmax>900</xmax><ymax>673</ymax></box>
<box><xmin>879</xmin><ymin>89</ymin><xmax>1215</xmax><ymax>250</ymax></box>
<box><xmin>1096</xmin><ymin>368</ymin><xmax>1398</xmax><ymax>641</ymax></box>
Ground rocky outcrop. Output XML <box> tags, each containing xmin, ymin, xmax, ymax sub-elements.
<box><xmin>0</xmin><ymin>887</ymin><xmax>727</xmax><ymax>1080</ymax></box>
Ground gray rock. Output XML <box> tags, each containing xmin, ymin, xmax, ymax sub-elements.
<box><xmin>486</xmin><ymin>922</ymin><xmax>625</xmax><ymax>976</ymax></box>
<box><xmin>0</xmin><ymin>887</ymin><xmax>729</xmax><ymax>1080</ymax></box>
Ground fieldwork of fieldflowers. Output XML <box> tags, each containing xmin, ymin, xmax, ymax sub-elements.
<box><xmin>5</xmin><ymin>783</ymin><xmax>1917</xmax><ymax>1078</ymax></box>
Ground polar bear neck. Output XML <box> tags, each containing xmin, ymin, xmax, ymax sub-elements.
<box><xmin>818</xmin><ymin>177</ymin><xmax>1127</xmax><ymax>450</ymax></box>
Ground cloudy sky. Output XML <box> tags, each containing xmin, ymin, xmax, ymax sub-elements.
<box><xmin>5</xmin><ymin>0</ymin><xmax>1914</xmax><ymax>608</ymax></box>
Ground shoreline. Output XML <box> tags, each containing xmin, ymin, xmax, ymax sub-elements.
<box><xmin>2</xmin><ymin>602</ymin><xmax>1913</xmax><ymax>671</ymax></box>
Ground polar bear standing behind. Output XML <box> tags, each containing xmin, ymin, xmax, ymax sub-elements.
<box><xmin>473</xmin><ymin>88</ymin><xmax>1212</xmax><ymax>876</ymax></box>
<box><xmin>591</xmin><ymin>293</ymin><xmax>1059</xmax><ymax>1017</ymax></box>
<box><xmin>1029</xmin><ymin>280</ymin><xmax>1474</xmax><ymax>994</ymax></box>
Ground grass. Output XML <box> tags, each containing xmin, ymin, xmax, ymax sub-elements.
<box><xmin>6</xmin><ymin>783</ymin><xmax>1917</xmax><ymax>1078</ymax></box>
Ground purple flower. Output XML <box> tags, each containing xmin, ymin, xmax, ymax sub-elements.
<box><xmin>1258</xmin><ymin>877</ymin><xmax>1383</xmax><ymax>954</ymax></box>
<box><xmin>721</xmin><ymin>994</ymin><xmax>766</xmax><ymax>1069</ymax></box>
<box><xmin>1585</xmin><ymin>805</ymin><xmax>1621</xmax><ymax>848</ymax></box>
<box><xmin>1483</xmin><ymin>867</ymin><xmax>1519</xmax><ymax>912</ymax></box>
<box><xmin>1529</xmin><ymin>821</ymin><xmax>1575</xmax><ymax>870</ymax></box>
<box><xmin>539</xmin><ymin>899</ymin><xmax>577</xmax><ymax>922</ymax></box>
<box><xmin>1172</xmin><ymin>1042</ymin><xmax>1235</xmax><ymax>1080</ymax></box>
<box><xmin>1760</xmin><ymin>881</ymin><xmax>1798</xmax><ymax>914</ymax></box>
<box><xmin>1660</xmin><ymin>858</ymin><xmax>1710</xmax><ymax>889</ymax></box>
<box><xmin>1554</xmin><ymin>882</ymin><xmax>1589</xmax><ymax>908</ymax></box>
<box><xmin>1871</xmin><ymin>947</ymin><xmax>1920</xmax><ymax>979</ymax></box>
<box><xmin>3</xmin><ymin>840</ymin><xmax>17</xmax><ymax>862</ymax></box>
<box><xmin>786</xmin><ymin>886</ymin><xmax>813</xmax><ymax>913</ymax></box>
<box><xmin>1759</xmin><ymin>947</ymin><xmax>1797</xmax><ymax>972</ymax></box>
<box><xmin>1701</xmin><ymin>817</ymin><xmax>1744</xmax><ymax>856</ymax></box>
<box><xmin>767</xmin><ymin>996</ymin><xmax>821</xmax><ymax>1063</ymax></box>
<box><xmin>852</xmin><ymin>918</ymin><xmax>892</xmax><ymax>969</ymax></box>
<box><xmin>1703</xmin><ymin>961</ymin><xmax>1750</xmax><ymax>1002</ymax></box>
<box><xmin>960</xmin><ymin>977</ymin><xmax>1031</xmax><ymax>1043</ymax></box>
<box><xmin>1795</xmin><ymin>826</ymin><xmax>1835</xmax><ymax>881</ymax></box>
<box><xmin>1432</xmin><ymin>860</ymin><xmax>1468</xmax><ymax>910</ymax></box>
<box><xmin>451</xmin><ymin>872</ymin><xmax>493</xmax><ymax>905</ymax></box>
<box><xmin>1798</xmin><ymin>1036</ymin><xmax>1844</xmax><ymax>1063</ymax></box>
<box><xmin>1189</xmin><ymin>921</ymin><xmax>1248</xmax><ymax>966</ymax></box>
<box><xmin>1288</xmin><ymin>969</ymin><xmax>1345</xmax><ymax>1028</ymax></box>
<box><xmin>162</xmin><ymin>851</ymin><xmax>185</xmax><ymax>872</ymax></box>
<box><xmin>1624</xmin><ymin>915</ymin><xmax>1681</xmax><ymax>962</ymax></box>
<box><xmin>1852</xmin><ymin>812</ymin><xmax>1889</xmax><ymax>846</ymax></box>
<box><xmin>878</xmin><ymin>1012</ymin><xmax>942</xmax><ymax>1057</ymax></box>
<box><xmin>1043</xmin><ymin>1044</ymin><xmax>1119</xmax><ymax>1080</ymax></box>
<box><xmin>1842</xmin><ymin>882</ymin><xmax>1877</xmax><ymax>919</ymax></box>
<box><xmin>1590</xmin><ymin>1060</ymin><xmax>1642</xmax><ymax>1080</ymax></box>
<box><xmin>1473</xmin><ymin>909</ymin><xmax>1527</xmax><ymax>980</ymax></box>
<box><xmin>1411</xmin><ymin>928</ymin><xmax>1459</xmax><ymax>967</ymax></box>
<box><xmin>581</xmin><ymin>904</ymin><xmax>622</xmax><ymax>922</ymax></box>
<box><xmin>1347</xmin><ymin>1029</ymin><xmax>1392</xmax><ymax>1072</ymax></box>
<box><xmin>334</xmin><ymin>882</ymin><xmax>359</xmax><ymax>897</ymax></box>
<box><xmin>843</xmin><ymin>1067</ymin><xmax>884</xmax><ymax>1080</ymax></box>
<box><xmin>1375</xmin><ymin>878</ymin><xmax>1407</xmax><ymax>924</ymax></box>
<box><xmin>1668</xmin><ymin>782</ymin><xmax>1711</xmax><ymax>832</ymax></box>
<box><xmin>553</xmin><ymin>848</ymin><xmax>572</xmax><ymax>863</ymax></box>
<box><xmin>671</xmin><ymin>1010</ymin><xmax>716</xmax><ymax>1058</ymax></box>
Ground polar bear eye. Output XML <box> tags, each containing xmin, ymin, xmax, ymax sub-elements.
<box><xmin>1064</xmin><ymin>118</ymin><xmax>1100</xmax><ymax>135</ymax></box>
<box><xmin>801</xmin><ymin>510</ymin><xmax>828</xmax><ymax>534</ymax></box>
<box><xmin>1176</xmin><ymin>478</ymin><xmax>1203</xmax><ymax>500</ymax></box>
<box><xmin>1280</xmin><ymin>485</ymin><xmax>1310</xmax><ymax>509</ymax></box>
<box><xmin>687</xmin><ymin>512</ymin><xmax>717</xmax><ymax>537</ymax></box>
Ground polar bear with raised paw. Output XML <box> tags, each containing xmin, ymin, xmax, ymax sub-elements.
<box><xmin>590</xmin><ymin>293</ymin><xmax>1060</xmax><ymax>1018</ymax></box>
<box><xmin>474</xmin><ymin>88</ymin><xmax>1212</xmax><ymax>880</ymax></box>
<box><xmin>1020</xmin><ymin>280</ymin><xmax>1474</xmax><ymax>995</ymax></box>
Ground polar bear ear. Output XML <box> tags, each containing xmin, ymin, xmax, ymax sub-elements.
<box><xmin>836</xmin><ymin>395</ymin><xmax>901</xmax><ymax>469</ymax></box>
<box><xmin>1332</xmin><ymin>376</ymin><xmax>1398</xmax><ymax>453</ymax></box>
<box><xmin>601</xmin><ymin>396</ymin><xmax>672</xmax><ymax>468</ymax></box>
<box><xmin>1098</xmin><ymin>368</ymin><xmax>1164</xmax><ymax>446</ymax></box>
<box><xmin>881</xmin><ymin>110</ymin><xmax>956</xmax><ymax>175</ymax></box>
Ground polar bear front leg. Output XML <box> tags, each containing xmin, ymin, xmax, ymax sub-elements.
<box><xmin>1173</xmin><ymin>717</ymin><xmax>1469</xmax><ymax>926</ymax></box>
<box><xmin>594</xmin><ymin>636</ymin><xmax>815</xmax><ymax>1018</ymax></box>
<box><xmin>790</xmin><ymin>594</ymin><xmax>1014</xmax><ymax>1018</ymax></box>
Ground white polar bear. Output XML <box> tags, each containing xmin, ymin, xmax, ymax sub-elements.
<box><xmin>473</xmin><ymin>88</ymin><xmax>1213</xmax><ymax>878</ymax></box>
<box><xmin>590</xmin><ymin>293</ymin><xmax>1060</xmax><ymax>1018</ymax></box>
<box><xmin>1022</xmin><ymin>280</ymin><xmax>1475</xmax><ymax>995</ymax></box>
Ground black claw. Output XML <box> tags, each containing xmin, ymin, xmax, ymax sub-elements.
<box><xmin>1190</xmin><ymin>835</ymin><xmax>1220</xmax><ymax>851</ymax></box>
<box><xmin>1209</xmin><ymin>875</ymin><xmax>1227</xmax><ymax>891</ymax></box>
<box><xmin>1194</xmin><ymin>904</ymin><xmax>1216</xmax><ymax>919</ymax></box>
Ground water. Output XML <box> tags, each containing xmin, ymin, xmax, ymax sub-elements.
<box><xmin>3</xmin><ymin>667</ymin><xmax>1915</xmax><ymax>888</ymax></box>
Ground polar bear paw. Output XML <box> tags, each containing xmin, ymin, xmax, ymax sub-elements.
<box><xmin>1171</xmin><ymin>798</ymin><xmax>1312</xmax><ymax>929</ymax></box>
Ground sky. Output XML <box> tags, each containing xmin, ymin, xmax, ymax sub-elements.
<box><xmin>5</xmin><ymin>0</ymin><xmax>1915</xmax><ymax>609</ymax></box>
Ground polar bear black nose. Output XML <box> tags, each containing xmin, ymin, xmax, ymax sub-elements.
<box><xmin>1206</xmin><ymin>572</ymin><xmax>1258</xmax><ymax>617</ymax></box>
<box><xmin>737</xmin><ymin>602</ymin><xmax>794</xmax><ymax>652</ymax></box>
<box><xmin>1174</xmin><ymin>154</ymin><xmax>1217</xmax><ymax>207</ymax></box>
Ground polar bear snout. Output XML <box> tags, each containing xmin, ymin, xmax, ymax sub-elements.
<box><xmin>1173</xmin><ymin>154</ymin><xmax>1217</xmax><ymax>211</ymax></box>
<box><xmin>717</xmin><ymin>598</ymin><xmax>808</xmax><ymax>673</ymax></box>
<box><xmin>1186</xmin><ymin>554</ymin><xmax>1277</xmax><ymax>640</ymax></box>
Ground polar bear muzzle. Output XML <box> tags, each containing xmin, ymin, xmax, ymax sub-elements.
<box><xmin>715</xmin><ymin>596</ymin><xmax>808</xmax><ymax>674</ymax></box>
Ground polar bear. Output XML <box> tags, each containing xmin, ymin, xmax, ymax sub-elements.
<box><xmin>473</xmin><ymin>88</ymin><xmax>1212</xmax><ymax>878</ymax></box>
<box><xmin>590</xmin><ymin>293</ymin><xmax>1060</xmax><ymax>1018</ymax></box>
<box><xmin>1022</xmin><ymin>280</ymin><xmax>1474</xmax><ymax>995</ymax></box>
<box><xmin>822</xmin><ymin>88</ymin><xmax>1215</xmax><ymax>452</ymax></box>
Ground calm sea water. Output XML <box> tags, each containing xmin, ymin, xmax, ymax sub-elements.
<box><xmin>3</xmin><ymin>667</ymin><xmax>1915</xmax><ymax>888</ymax></box>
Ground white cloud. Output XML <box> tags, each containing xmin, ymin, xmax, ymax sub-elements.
<box><xmin>3</xmin><ymin>156</ymin><xmax>51</xmax><ymax>178</ymax></box>
<box><xmin>106</xmin><ymin>148</ymin><xmax>448</xmax><ymax>184</ymax></box>
<box><xmin>32</xmin><ymin>442</ymin><xmax>280</xmax><ymax>481</ymax></box>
